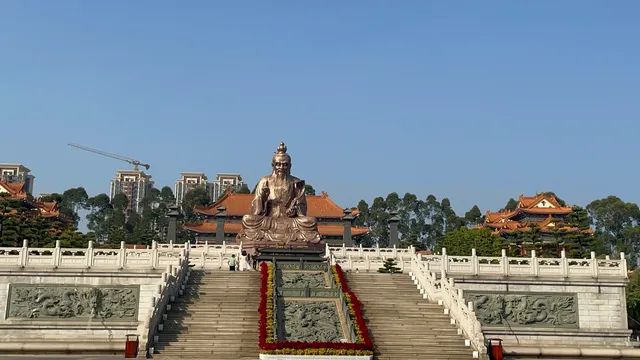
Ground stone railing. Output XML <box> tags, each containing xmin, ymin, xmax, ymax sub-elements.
<box><xmin>420</xmin><ymin>248</ymin><xmax>628</xmax><ymax>279</ymax></box>
<box><xmin>326</xmin><ymin>243</ymin><xmax>415</xmax><ymax>260</ymax></box>
<box><xmin>171</xmin><ymin>241</ymin><xmax>244</xmax><ymax>269</ymax></box>
<box><xmin>0</xmin><ymin>240</ymin><xmax>188</xmax><ymax>270</ymax></box>
<box><xmin>141</xmin><ymin>248</ymin><xmax>190</xmax><ymax>356</ymax></box>
<box><xmin>409</xmin><ymin>252</ymin><xmax>485</xmax><ymax>358</ymax></box>
<box><xmin>325</xmin><ymin>244</ymin><xmax>414</xmax><ymax>273</ymax></box>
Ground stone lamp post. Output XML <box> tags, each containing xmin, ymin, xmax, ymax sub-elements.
<box><xmin>166</xmin><ymin>204</ymin><xmax>180</xmax><ymax>244</ymax></box>
<box><xmin>388</xmin><ymin>210</ymin><xmax>401</xmax><ymax>247</ymax></box>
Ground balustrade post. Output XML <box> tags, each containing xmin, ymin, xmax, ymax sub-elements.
<box><xmin>560</xmin><ymin>249</ymin><xmax>568</xmax><ymax>277</ymax></box>
<box><xmin>621</xmin><ymin>252</ymin><xmax>628</xmax><ymax>278</ymax></box>
<box><xmin>501</xmin><ymin>249</ymin><xmax>509</xmax><ymax>276</ymax></box>
<box><xmin>375</xmin><ymin>243</ymin><xmax>380</xmax><ymax>257</ymax></box>
<box><xmin>86</xmin><ymin>241</ymin><xmax>94</xmax><ymax>268</ymax></box>
<box><xmin>531</xmin><ymin>250</ymin><xmax>538</xmax><ymax>276</ymax></box>
<box><xmin>365</xmin><ymin>255</ymin><xmax>370</xmax><ymax>272</ymax></box>
<box><xmin>348</xmin><ymin>255</ymin><xmax>353</xmax><ymax>270</ymax></box>
<box><xmin>169</xmin><ymin>240</ymin><xmax>174</xmax><ymax>250</ymax></box>
<box><xmin>20</xmin><ymin>239</ymin><xmax>28</xmax><ymax>267</ymax></box>
<box><xmin>471</xmin><ymin>248</ymin><xmax>479</xmax><ymax>276</ymax></box>
<box><xmin>119</xmin><ymin>241</ymin><xmax>126</xmax><ymax>269</ymax></box>
<box><xmin>218</xmin><ymin>253</ymin><xmax>223</xmax><ymax>269</ymax></box>
<box><xmin>590</xmin><ymin>252</ymin><xmax>599</xmax><ymax>278</ymax></box>
<box><xmin>358</xmin><ymin>244</ymin><xmax>363</xmax><ymax>257</ymax></box>
<box><xmin>204</xmin><ymin>241</ymin><xmax>209</xmax><ymax>255</ymax></box>
<box><xmin>53</xmin><ymin>240</ymin><xmax>61</xmax><ymax>268</ymax></box>
<box><xmin>324</xmin><ymin>243</ymin><xmax>330</xmax><ymax>256</ymax></box>
<box><xmin>441</xmin><ymin>248</ymin><xmax>449</xmax><ymax>277</ymax></box>
<box><xmin>341</xmin><ymin>243</ymin><xmax>346</xmax><ymax>257</ymax></box>
<box><xmin>392</xmin><ymin>245</ymin><xmax>398</xmax><ymax>259</ymax></box>
<box><xmin>151</xmin><ymin>241</ymin><xmax>159</xmax><ymax>269</ymax></box>
<box><xmin>222</xmin><ymin>241</ymin><xmax>227</xmax><ymax>254</ymax></box>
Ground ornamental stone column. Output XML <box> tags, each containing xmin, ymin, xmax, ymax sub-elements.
<box><xmin>166</xmin><ymin>204</ymin><xmax>180</xmax><ymax>244</ymax></box>
<box><xmin>215</xmin><ymin>206</ymin><xmax>227</xmax><ymax>244</ymax></box>
<box><xmin>388</xmin><ymin>210</ymin><xmax>401</xmax><ymax>247</ymax></box>
<box><xmin>342</xmin><ymin>208</ymin><xmax>355</xmax><ymax>246</ymax></box>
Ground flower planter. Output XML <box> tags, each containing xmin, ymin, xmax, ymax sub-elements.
<box><xmin>258</xmin><ymin>262</ymin><xmax>374</xmax><ymax>358</ymax></box>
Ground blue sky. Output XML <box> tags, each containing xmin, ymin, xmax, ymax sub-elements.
<box><xmin>1</xmin><ymin>1</ymin><xmax>639</xmax><ymax>220</ymax></box>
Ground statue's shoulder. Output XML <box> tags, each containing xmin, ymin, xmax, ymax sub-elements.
<box><xmin>291</xmin><ymin>176</ymin><xmax>304</xmax><ymax>185</ymax></box>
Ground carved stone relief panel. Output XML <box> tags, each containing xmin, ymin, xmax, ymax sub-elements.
<box><xmin>463</xmin><ymin>291</ymin><xmax>578</xmax><ymax>328</ymax></box>
<box><xmin>6</xmin><ymin>284</ymin><xmax>140</xmax><ymax>321</ymax></box>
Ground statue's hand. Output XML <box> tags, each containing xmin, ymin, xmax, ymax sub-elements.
<box><xmin>286</xmin><ymin>207</ymin><xmax>296</xmax><ymax>217</ymax></box>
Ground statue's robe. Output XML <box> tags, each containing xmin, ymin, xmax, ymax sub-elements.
<box><xmin>237</xmin><ymin>174</ymin><xmax>321</xmax><ymax>245</ymax></box>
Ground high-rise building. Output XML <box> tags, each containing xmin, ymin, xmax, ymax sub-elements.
<box><xmin>175</xmin><ymin>172</ymin><xmax>209</xmax><ymax>205</ymax></box>
<box><xmin>109</xmin><ymin>170</ymin><xmax>154</xmax><ymax>216</ymax></box>
<box><xmin>0</xmin><ymin>164</ymin><xmax>35</xmax><ymax>194</ymax></box>
<box><xmin>210</xmin><ymin>173</ymin><xmax>244</xmax><ymax>202</ymax></box>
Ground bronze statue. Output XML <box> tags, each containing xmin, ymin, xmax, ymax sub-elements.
<box><xmin>235</xmin><ymin>142</ymin><xmax>322</xmax><ymax>249</ymax></box>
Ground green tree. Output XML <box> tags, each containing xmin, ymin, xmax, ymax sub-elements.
<box><xmin>464</xmin><ymin>205</ymin><xmax>483</xmax><ymax>228</ymax></box>
<box><xmin>587</xmin><ymin>196</ymin><xmax>640</xmax><ymax>265</ymax></box>
<box><xmin>627</xmin><ymin>269</ymin><xmax>640</xmax><ymax>331</ymax></box>
<box><xmin>236</xmin><ymin>184</ymin><xmax>251</xmax><ymax>194</ymax></box>
<box><xmin>304</xmin><ymin>184</ymin><xmax>316</xmax><ymax>196</ymax></box>
<box><xmin>439</xmin><ymin>227</ymin><xmax>504</xmax><ymax>256</ymax></box>
<box><xmin>181</xmin><ymin>186</ymin><xmax>210</xmax><ymax>222</ymax></box>
<box><xmin>441</xmin><ymin>198</ymin><xmax>464</xmax><ymax>233</ymax></box>
<box><xmin>504</xmin><ymin>198</ymin><xmax>518</xmax><ymax>211</ymax></box>
<box><xmin>378</xmin><ymin>258</ymin><xmax>402</xmax><ymax>273</ymax></box>
<box><xmin>400</xmin><ymin>229</ymin><xmax>425</xmax><ymax>251</ymax></box>
<box><xmin>353</xmin><ymin>200</ymin><xmax>375</xmax><ymax>247</ymax></box>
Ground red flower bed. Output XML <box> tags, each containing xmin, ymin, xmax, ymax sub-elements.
<box><xmin>258</xmin><ymin>261</ymin><xmax>374</xmax><ymax>356</ymax></box>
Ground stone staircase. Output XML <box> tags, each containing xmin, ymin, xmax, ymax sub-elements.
<box><xmin>152</xmin><ymin>270</ymin><xmax>260</xmax><ymax>360</ymax></box>
<box><xmin>346</xmin><ymin>272</ymin><xmax>476</xmax><ymax>360</ymax></box>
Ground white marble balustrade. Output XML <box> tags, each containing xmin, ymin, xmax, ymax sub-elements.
<box><xmin>418</xmin><ymin>248</ymin><xmax>628</xmax><ymax>279</ymax></box>
<box><xmin>408</xmin><ymin>253</ymin><xmax>485</xmax><ymax>357</ymax></box>
<box><xmin>325</xmin><ymin>243</ymin><xmax>415</xmax><ymax>260</ymax></box>
<box><xmin>0</xmin><ymin>240</ymin><xmax>187</xmax><ymax>270</ymax></box>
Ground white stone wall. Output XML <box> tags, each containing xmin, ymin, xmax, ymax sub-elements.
<box><xmin>454</xmin><ymin>278</ymin><xmax>631</xmax><ymax>346</ymax></box>
<box><xmin>0</xmin><ymin>270</ymin><xmax>163</xmax><ymax>349</ymax></box>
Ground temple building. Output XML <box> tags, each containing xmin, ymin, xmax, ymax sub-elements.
<box><xmin>482</xmin><ymin>193</ymin><xmax>593</xmax><ymax>239</ymax></box>
<box><xmin>0</xmin><ymin>180</ymin><xmax>70</xmax><ymax>224</ymax></box>
<box><xmin>183</xmin><ymin>189</ymin><xmax>369</xmax><ymax>246</ymax></box>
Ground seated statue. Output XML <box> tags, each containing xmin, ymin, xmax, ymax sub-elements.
<box><xmin>235</xmin><ymin>142</ymin><xmax>322</xmax><ymax>249</ymax></box>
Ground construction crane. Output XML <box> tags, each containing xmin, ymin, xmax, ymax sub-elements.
<box><xmin>68</xmin><ymin>143</ymin><xmax>151</xmax><ymax>171</ymax></box>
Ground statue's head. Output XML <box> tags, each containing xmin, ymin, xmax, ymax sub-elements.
<box><xmin>272</xmin><ymin>142</ymin><xmax>291</xmax><ymax>177</ymax></box>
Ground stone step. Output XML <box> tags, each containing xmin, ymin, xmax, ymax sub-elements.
<box><xmin>155</xmin><ymin>271</ymin><xmax>260</xmax><ymax>359</ymax></box>
<box><xmin>346</xmin><ymin>273</ymin><xmax>475</xmax><ymax>360</ymax></box>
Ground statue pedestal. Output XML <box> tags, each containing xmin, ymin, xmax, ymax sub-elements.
<box><xmin>256</xmin><ymin>247</ymin><xmax>325</xmax><ymax>264</ymax></box>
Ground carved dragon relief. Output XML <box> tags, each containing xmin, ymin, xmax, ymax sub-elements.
<box><xmin>6</xmin><ymin>284</ymin><xmax>140</xmax><ymax>321</ymax></box>
<box><xmin>464</xmin><ymin>292</ymin><xmax>578</xmax><ymax>327</ymax></box>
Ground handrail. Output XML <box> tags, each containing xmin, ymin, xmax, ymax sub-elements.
<box><xmin>409</xmin><ymin>253</ymin><xmax>487</xmax><ymax>355</ymax></box>
<box><xmin>142</xmin><ymin>247</ymin><xmax>190</xmax><ymax>356</ymax></box>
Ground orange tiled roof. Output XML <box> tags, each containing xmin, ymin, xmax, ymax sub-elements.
<box><xmin>183</xmin><ymin>222</ymin><xmax>370</xmax><ymax>237</ymax></box>
<box><xmin>194</xmin><ymin>188</ymin><xmax>360</xmax><ymax>218</ymax></box>
<box><xmin>485</xmin><ymin>193</ymin><xmax>573</xmax><ymax>223</ymax></box>
<box><xmin>0</xmin><ymin>181</ymin><xmax>70</xmax><ymax>223</ymax></box>
<box><xmin>483</xmin><ymin>193</ymin><xmax>592</xmax><ymax>236</ymax></box>
<box><xmin>0</xmin><ymin>181</ymin><xmax>27</xmax><ymax>199</ymax></box>
<box><xmin>485</xmin><ymin>214</ymin><xmax>593</xmax><ymax>236</ymax></box>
